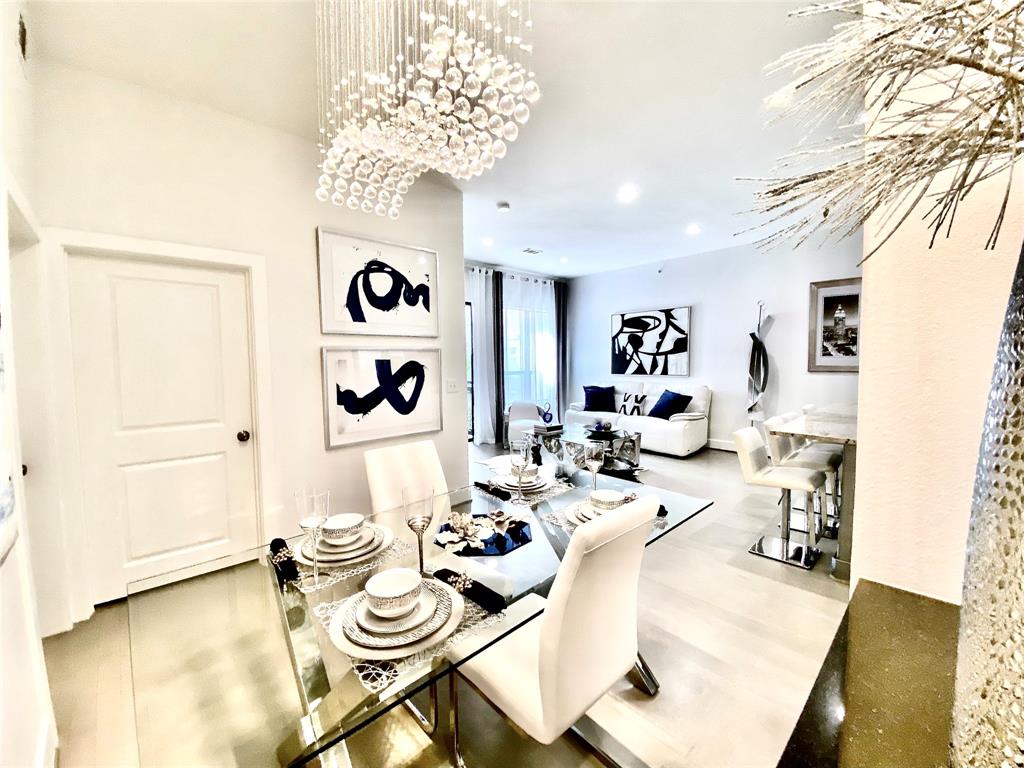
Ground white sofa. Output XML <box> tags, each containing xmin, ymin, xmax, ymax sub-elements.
<box><xmin>565</xmin><ymin>383</ymin><xmax>711</xmax><ymax>458</ymax></box>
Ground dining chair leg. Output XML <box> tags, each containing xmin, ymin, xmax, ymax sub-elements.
<box><xmin>627</xmin><ymin>653</ymin><xmax>660</xmax><ymax>696</ymax></box>
<box><xmin>402</xmin><ymin>682</ymin><xmax>438</xmax><ymax>735</ymax></box>
<box><xmin>446</xmin><ymin>674</ymin><xmax>469</xmax><ymax>768</ymax></box>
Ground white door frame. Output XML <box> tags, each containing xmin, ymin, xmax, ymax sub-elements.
<box><xmin>42</xmin><ymin>229</ymin><xmax>277</xmax><ymax>617</ymax></box>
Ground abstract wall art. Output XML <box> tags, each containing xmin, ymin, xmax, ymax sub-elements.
<box><xmin>611</xmin><ymin>307</ymin><xmax>690</xmax><ymax>376</ymax></box>
<box><xmin>808</xmin><ymin>277</ymin><xmax>861</xmax><ymax>372</ymax></box>
<box><xmin>317</xmin><ymin>229</ymin><xmax>439</xmax><ymax>337</ymax></box>
<box><xmin>322</xmin><ymin>347</ymin><xmax>442</xmax><ymax>448</ymax></box>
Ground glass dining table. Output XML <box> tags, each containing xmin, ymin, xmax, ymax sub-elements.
<box><xmin>125</xmin><ymin>466</ymin><xmax>711</xmax><ymax>768</ymax></box>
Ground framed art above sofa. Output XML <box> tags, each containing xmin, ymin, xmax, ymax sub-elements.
<box><xmin>611</xmin><ymin>307</ymin><xmax>690</xmax><ymax>376</ymax></box>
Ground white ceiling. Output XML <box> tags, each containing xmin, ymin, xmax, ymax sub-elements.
<box><xmin>29</xmin><ymin>1</ymin><xmax>836</xmax><ymax>277</ymax></box>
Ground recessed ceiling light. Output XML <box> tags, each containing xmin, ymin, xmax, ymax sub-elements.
<box><xmin>559</xmin><ymin>257</ymin><xmax>569</xmax><ymax>264</ymax></box>
<box><xmin>482</xmin><ymin>236</ymin><xmax>494</xmax><ymax>247</ymax></box>
<box><xmin>685</xmin><ymin>222</ymin><xmax>703</xmax><ymax>236</ymax></box>
<box><xmin>496</xmin><ymin>201</ymin><xmax>511</xmax><ymax>212</ymax></box>
<box><xmin>616</xmin><ymin>183</ymin><xmax>639</xmax><ymax>205</ymax></box>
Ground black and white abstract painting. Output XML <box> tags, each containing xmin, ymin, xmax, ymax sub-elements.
<box><xmin>611</xmin><ymin>307</ymin><xmax>691</xmax><ymax>376</ymax></box>
<box><xmin>322</xmin><ymin>347</ymin><xmax>442</xmax><ymax>448</ymax></box>
<box><xmin>317</xmin><ymin>229</ymin><xmax>439</xmax><ymax>337</ymax></box>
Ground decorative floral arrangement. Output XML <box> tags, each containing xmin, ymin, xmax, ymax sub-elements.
<box><xmin>750</xmin><ymin>0</ymin><xmax>1024</xmax><ymax>257</ymax></box>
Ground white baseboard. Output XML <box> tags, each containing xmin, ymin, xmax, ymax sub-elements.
<box><xmin>708</xmin><ymin>439</ymin><xmax>736</xmax><ymax>452</ymax></box>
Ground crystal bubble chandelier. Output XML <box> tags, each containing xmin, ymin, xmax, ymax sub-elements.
<box><xmin>314</xmin><ymin>0</ymin><xmax>541</xmax><ymax>219</ymax></box>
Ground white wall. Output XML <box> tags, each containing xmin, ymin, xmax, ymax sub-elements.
<box><xmin>24</xmin><ymin>62</ymin><xmax>467</xmax><ymax>634</ymax></box>
<box><xmin>852</xmin><ymin>179</ymin><xmax>1024</xmax><ymax>604</ymax></box>
<box><xmin>1</xmin><ymin>3</ymin><xmax>58</xmax><ymax>765</ymax></box>
<box><xmin>568</xmin><ymin>238</ymin><xmax>862</xmax><ymax>448</ymax></box>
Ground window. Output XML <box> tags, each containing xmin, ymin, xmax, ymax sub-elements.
<box><xmin>502</xmin><ymin>275</ymin><xmax>556</xmax><ymax>408</ymax></box>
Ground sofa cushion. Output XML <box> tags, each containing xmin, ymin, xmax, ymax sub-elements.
<box><xmin>645</xmin><ymin>384</ymin><xmax>711</xmax><ymax>416</ymax></box>
<box><xmin>617</xmin><ymin>393</ymin><xmax>647</xmax><ymax>416</ymax></box>
<box><xmin>583</xmin><ymin>385</ymin><xmax>615</xmax><ymax>412</ymax></box>
<box><xmin>649</xmin><ymin>390</ymin><xmax>693</xmax><ymax>420</ymax></box>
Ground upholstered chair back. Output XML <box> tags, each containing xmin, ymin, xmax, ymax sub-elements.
<box><xmin>733</xmin><ymin>427</ymin><xmax>771</xmax><ymax>482</ymax></box>
<box><xmin>762</xmin><ymin>416</ymin><xmax>795</xmax><ymax>463</ymax></box>
<box><xmin>537</xmin><ymin>495</ymin><xmax>659</xmax><ymax>738</ymax></box>
<box><xmin>363</xmin><ymin>440</ymin><xmax>450</xmax><ymax>534</ymax></box>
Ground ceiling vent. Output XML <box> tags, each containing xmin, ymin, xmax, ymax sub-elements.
<box><xmin>522</xmin><ymin>247</ymin><xmax>543</xmax><ymax>255</ymax></box>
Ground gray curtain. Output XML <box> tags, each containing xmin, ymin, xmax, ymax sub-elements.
<box><xmin>555</xmin><ymin>280</ymin><xmax>569</xmax><ymax>420</ymax></box>
<box><xmin>492</xmin><ymin>270</ymin><xmax>505</xmax><ymax>444</ymax></box>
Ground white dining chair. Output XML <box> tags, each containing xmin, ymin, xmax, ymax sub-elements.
<box><xmin>444</xmin><ymin>495</ymin><xmax>660</xmax><ymax>763</ymax></box>
<box><xmin>363</xmin><ymin>439</ymin><xmax>449</xmax><ymax>514</ymax></box>
<box><xmin>733</xmin><ymin>427</ymin><xmax>824</xmax><ymax>570</ymax></box>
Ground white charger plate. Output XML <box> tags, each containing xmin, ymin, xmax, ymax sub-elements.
<box><xmin>295</xmin><ymin>525</ymin><xmax>394</xmax><ymax>567</ymax></box>
<box><xmin>329</xmin><ymin>581</ymin><xmax>465</xmax><ymax>661</ymax></box>
<box><xmin>356</xmin><ymin>588</ymin><xmax>439</xmax><ymax>635</ymax></box>
<box><xmin>565</xmin><ymin>502</ymin><xmax>602</xmax><ymax>526</ymax></box>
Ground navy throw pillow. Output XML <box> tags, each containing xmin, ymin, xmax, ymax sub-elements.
<box><xmin>583</xmin><ymin>385</ymin><xmax>615</xmax><ymax>412</ymax></box>
<box><xmin>648</xmin><ymin>390</ymin><xmax>693</xmax><ymax>420</ymax></box>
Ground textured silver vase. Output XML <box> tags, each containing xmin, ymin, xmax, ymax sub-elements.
<box><xmin>951</xmin><ymin>243</ymin><xmax>1024</xmax><ymax>766</ymax></box>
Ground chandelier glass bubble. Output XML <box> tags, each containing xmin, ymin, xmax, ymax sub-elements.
<box><xmin>314</xmin><ymin>0</ymin><xmax>540</xmax><ymax>218</ymax></box>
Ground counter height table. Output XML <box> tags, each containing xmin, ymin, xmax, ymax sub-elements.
<box><xmin>768</xmin><ymin>404</ymin><xmax>857</xmax><ymax>582</ymax></box>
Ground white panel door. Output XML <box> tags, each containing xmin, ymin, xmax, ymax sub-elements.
<box><xmin>68</xmin><ymin>255</ymin><xmax>258</xmax><ymax>602</ymax></box>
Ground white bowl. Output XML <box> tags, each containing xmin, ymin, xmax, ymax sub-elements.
<box><xmin>365</xmin><ymin>568</ymin><xmax>423</xmax><ymax>618</ymax></box>
<box><xmin>322</xmin><ymin>513</ymin><xmax>365</xmax><ymax>544</ymax></box>
<box><xmin>590</xmin><ymin>489</ymin><xmax>626</xmax><ymax>511</ymax></box>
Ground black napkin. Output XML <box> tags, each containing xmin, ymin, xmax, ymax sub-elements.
<box><xmin>474</xmin><ymin>480</ymin><xmax>511</xmax><ymax>501</ymax></box>
<box><xmin>433</xmin><ymin>567</ymin><xmax>507</xmax><ymax>613</ymax></box>
<box><xmin>658</xmin><ymin>505</ymin><xmax>668</xmax><ymax>518</ymax></box>
<box><xmin>269</xmin><ymin>537</ymin><xmax>300</xmax><ymax>585</ymax></box>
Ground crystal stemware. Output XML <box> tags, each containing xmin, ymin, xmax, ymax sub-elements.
<box><xmin>297</xmin><ymin>489</ymin><xmax>329</xmax><ymax>586</ymax></box>
<box><xmin>509</xmin><ymin>439</ymin><xmax>530</xmax><ymax>503</ymax></box>
<box><xmin>585</xmin><ymin>440</ymin><xmax>605</xmax><ymax>493</ymax></box>
<box><xmin>403</xmin><ymin>487</ymin><xmax>434</xmax><ymax>576</ymax></box>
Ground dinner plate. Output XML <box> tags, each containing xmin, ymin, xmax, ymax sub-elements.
<box><xmin>343</xmin><ymin>584</ymin><xmax>450</xmax><ymax>648</ymax></box>
<box><xmin>492</xmin><ymin>475</ymin><xmax>548</xmax><ymax>491</ymax></box>
<box><xmin>329</xmin><ymin>582</ymin><xmax>465</xmax><ymax>660</ymax></box>
<box><xmin>565</xmin><ymin>502</ymin><xmax>601</xmax><ymax>526</ymax></box>
<box><xmin>295</xmin><ymin>525</ymin><xmax>394</xmax><ymax>567</ymax></box>
<box><xmin>319</xmin><ymin>526</ymin><xmax>374</xmax><ymax>553</ymax></box>
<box><xmin>355</xmin><ymin>588</ymin><xmax>439</xmax><ymax>635</ymax></box>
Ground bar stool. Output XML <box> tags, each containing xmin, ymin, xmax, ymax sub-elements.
<box><xmin>788</xmin><ymin>407</ymin><xmax>845</xmax><ymax>502</ymax></box>
<box><xmin>764</xmin><ymin>415</ymin><xmax>840</xmax><ymax>525</ymax></box>
<box><xmin>733</xmin><ymin>426</ymin><xmax>825</xmax><ymax>570</ymax></box>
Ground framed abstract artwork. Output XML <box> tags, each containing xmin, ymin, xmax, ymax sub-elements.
<box><xmin>611</xmin><ymin>307</ymin><xmax>690</xmax><ymax>376</ymax></box>
<box><xmin>808</xmin><ymin>277</ymin><xmax>862</xmax><ymax>372</ymax></box>
<box><xmin>322</xmin><ymin>347</ymin><xmax>442</xmax><ymax>448</ymax></box>
<box><xmin>317</xmin><ymin>228</ymin><xmax>439</xmax><ymax>337</ymax></box>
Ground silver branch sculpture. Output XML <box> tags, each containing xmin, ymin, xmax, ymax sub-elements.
<box><xmin>751</xmin><ymin>0</ymin><xmax>1024</xmax><ymax>258</ymax></box>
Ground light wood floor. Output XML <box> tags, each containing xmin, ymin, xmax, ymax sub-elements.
<box><xmin>43</xmin><ymin>447</ymin><xmax>847</xmax><ymax>767</ymax></box>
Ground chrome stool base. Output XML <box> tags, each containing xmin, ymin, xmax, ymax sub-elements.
<box><xmin>749</xmin><ymin>534</ymin><xmax>821</xmax><ymax>570</ymax></box>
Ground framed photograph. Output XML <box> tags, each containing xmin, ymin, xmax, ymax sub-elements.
<box><xmin>808</xmin><ymin>277</ymin><xmax>862</xmax><ymax>372</ymax></box>
<box><xmin>611</xmin><ymin>307</ymin><xmax>690</xmax><ymax>376</ymax></box>
<box><xmin>317</xmin><ymin>228</ymin><xmax>439</xmax><ymax>337</ymax></box>
<box><xmin>322</xmin><ymin>347</ymin><xmax>442</xmax><ymax>449</ymax></box>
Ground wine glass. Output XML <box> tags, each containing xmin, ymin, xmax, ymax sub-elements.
<box><xmin>403</xmin><ymin>487</ymin><xmax>434</xmax><ymax>576</ymax></box>
<box><xmin>585</xmin><ymin>440</ymin><xmax>605</xmax><ymax>493</ymax></box>
<box><xmin>509</xmin><ymin>439</ymin><xmax>530</xmax><ymax>502</ymax></box>
<box><xmin>297</xmin><ymin>489</ymin><xmax>329</xmax><ymax>585</ymax></box>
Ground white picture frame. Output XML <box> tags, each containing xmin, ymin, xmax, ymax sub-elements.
<box><xmin>317</xmin><ymin>228</ymin><xmax>439</xmax><ymax>337</ymax></box>
<box><xmin>322</xmin><ymin>347</ymin><xmax>442</xmax><ymax>449</ymax></box>
<box><xmin>611</xmin><ymin>306</ymin><xmax>691</xmax><ymax>376</ymax></box>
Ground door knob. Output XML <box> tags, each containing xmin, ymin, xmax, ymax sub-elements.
<box><xmin>237</xmin><ymin>430</ymin><xmax>251</xmax><ymax>443</ymax></box>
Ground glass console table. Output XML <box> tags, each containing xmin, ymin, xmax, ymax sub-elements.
<box><xmin>126</xmin><ymin>469</ymin><xmax>711</xmax><ymax>767</ymax></box>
